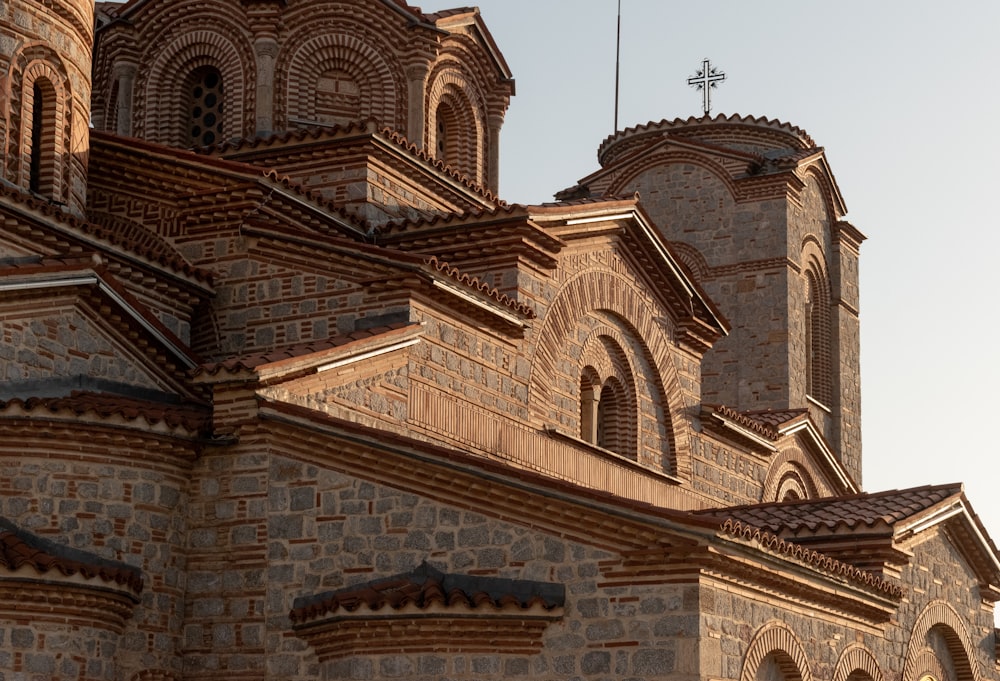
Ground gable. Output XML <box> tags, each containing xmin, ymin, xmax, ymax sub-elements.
<box><xmin>0</xmin><ymin>291</ymin><xmax>189</xmax><ymax>401</ymax></box>
<box><xmin>0</xmin><ymin>265</ymin><xmax>201</xmax><ymax>402</ymax></box>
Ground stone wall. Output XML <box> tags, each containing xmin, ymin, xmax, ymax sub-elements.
<box><xmin>0</xmin><ymin>419</ymin><xmax>196</xmax><ymax>680</ymax></box>
<box><xmin>182</xmin><ymin>435</ymin><xmax>707</xmax><ymax>680</ymax></box>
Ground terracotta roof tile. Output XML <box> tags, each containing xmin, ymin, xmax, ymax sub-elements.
<box><xmin>0</xmin><ymin>517</ymin><xmax>143</xmax><ymax>594</ymax></box>
<box><xmin>90</xmin><ymin>131</ymin><xmax>368</xmax><ymax>239</ymax></box>
<box><xmin>705</xmin><ymin>404</ymin><xmax>788</xmax><ymax>441</ymax></box>
<box><xmin>86</xmin><ymin>212</ymin><xmax>212</xmax><ymax>284</ymax></box>
<box><xmin>0</xmin><ymin>391</ymin><xmax>210</xmax><ymax>434</ymax></box>
<box><xmin>290</xmin><ymin>562</ymin><xmax>564</xmax><ymax>624</ymax></box>
<box><xmin>424</xmin><ymin>255</ymin><xmax>536</xmax><ymax>318</ymax></box>
<box><xmin>0</xmin><ymin>180</ymin><xmax>211</xmax><ymax>284</ymax></box>
<box><xmin>194</xmin><ymin>322</ymin><xmax>418</xmax><ymax>377</ymax></box>
<box><xmin>736</xmin><ymin>408</ymin><xmax>809</xmax><ymax>429</ymax></box>
<box><xmin>693</xmin><ymin>483</ymin><xmax>964</xmax><ymax>536</ymax></box>
<box><xmin>210</xmin><ymin>119</ymin><xmax>504</xmax><ymax>207</ymax></box>
<box><xmin>719</xmin><ymin>517</ymin><xmax>902</xmax><ymax>598</ymax></box>
<box><xmin>598</xmin><ymin>113</ymin><xmax>816</xmax><ymax>163</ymax></box>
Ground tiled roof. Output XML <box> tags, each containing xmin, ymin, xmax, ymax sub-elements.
<box><xmin>0</xmin><ymin>391</ymin><xmax>210</xmax><ymax>434</ymax></box>
<box><xmin>290</xmin><ymin>562</ymin><xmax>564</xmax><ymax>624</ymax></box>
<box><xmin>209</xmin><ymin>120</ymin><xmax>503</xmax><ymax>206</ymax></box>
<box><xmin>0</xmin><ymin>517</ymin><xmax>143</xmax><ymax>594</ymax></box>
<box><xmin>424</xmin><ymin>255</ymin><xmax>536</xmax><ymax>318</ymax></box>
<box><xmin>737</xmin><ymin>408</ymin><xmax>810</xmax><ymax>430</ymax></box>
<box><xmin>194</xmin><ymin>323</ymin><xmax>419</xmax><ymax>377</ymax></box>
<box><xmin>719</xmin><ymin>517</ymin><xmax>903</xmax><ymax>598</ymax></box>
<box><xmin>90</xmin><ymin>131</ymin><xmax>367</xmax><ymax>238</ymax></box>
<box><xmin>85</xmin><ymin>212</ymin><xmax>212</xmax><ymax>284</ymax></box>
<box><xmin>0</xmin><ymin>182</ymin><xmax>209</xmax><ymax>284</ymax></box>
<box><xmin>693</xmin><ymin>483</ymin><xmax>964</xmax><ymax>536</ymax></box>
<box><xmin>705</xmin><ymin>404</ymin><xmax>786</xmax><ymax>441</ymax></box>
<box><xmin>599</xmin><ymin>113</ymin><xmax>816</xmax><ymax>159</ymax></box>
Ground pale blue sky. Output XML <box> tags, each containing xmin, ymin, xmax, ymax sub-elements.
<box><xmin>456</xmin><ymin>1</ymin><xmax>1000</xmax><ymax>538</ymax></box>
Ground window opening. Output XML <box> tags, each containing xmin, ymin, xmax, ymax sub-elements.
<box><xmin>187</xmin><ymin>67</ymin><xmax>224</xmax><ymax>147</ymax></box>
<box><xmin>29</xmin><ymin>81</ymin><xmax>45</xmax><ymax>192</ymax></box>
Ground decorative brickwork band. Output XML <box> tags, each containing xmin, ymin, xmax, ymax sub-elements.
<box><xmin>740</xmin><ymin>622</ymin><xmax>812</xmax><ymax>681</ymax></box>
<box><xmin>833</xmin><ymin>644</ymin><xmax>884</xmax><ymax>681</ymax></box>
<box><xmin>902</xmin><ymin>601</ymin><xmax>980</xmax><ymax>681</ymax></box>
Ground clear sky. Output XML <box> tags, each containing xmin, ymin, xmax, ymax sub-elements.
<box><xmin>439</xmin><ymin>1</ymin><xmax>1000</xmax><ymax>539</ymax></box>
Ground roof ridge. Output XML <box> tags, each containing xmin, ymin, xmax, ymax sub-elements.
<box><xmin>602</xmin><ymin>112</ymin><xmax>815</xmax><ymax>150</ymax></box>
<box><xmin>708</xmin><ymin>403</ymin><xmax>781</xmax><ymax>440</ymax></box>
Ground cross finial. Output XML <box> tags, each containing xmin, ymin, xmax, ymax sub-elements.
<box><xmin>687</xmin><ymin>58</ymin><xmax>726</xmax><ymax>116</ymax></box>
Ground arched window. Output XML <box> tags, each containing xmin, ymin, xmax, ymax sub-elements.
<box><xmin>597</xmin><ymin>378</ymin><xmax>625</xmax><ymax>454</ymax></box>
<box><xmin>186</xmin><ymin>66</ymin><xmax>224</xmax><ymax>147</ymax></box>
<box><xmin>435</xmin><ymin>100</ymin><xmax>458</xmax><ymax>167</ymax></box>
<box><xmin>804</xmin><ymin>269</ymin><xmax>832</xmax><ymax>406</ymax></box>
<box><xmin>579</xmin><ymin>369</ymin><xmax>632</xmax><ymax>460</ymax></box>
<box><xmin>432</xmin><ymin>92</ymin><xmax>480</xmax><ymax>182</ymax></box>
<box><xmin>28</xmin><ymin>78</ymin><xmax>57</xmax><ymax>196</ymax></box>
<box><xmin>580</xmin><ymin>367</ymin><xmax>601</xmax><ymax>444</ymax></box>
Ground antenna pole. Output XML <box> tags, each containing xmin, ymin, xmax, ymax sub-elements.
<box><xmin>614</xmin><ymin>0</ymin><xmax>621</xmax><ymax>132</ymax></box>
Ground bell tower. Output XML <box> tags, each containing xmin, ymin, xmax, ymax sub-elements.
<box><xmin>0</xmin><ymin>0</ymin><xmax>94</xmax><ymax>217</ymax></box>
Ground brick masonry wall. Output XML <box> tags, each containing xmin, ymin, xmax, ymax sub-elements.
<box><xmin>179</xmin><ymin>232</ymin><xmax>413</xmax><ymax>360</ymax></box>
<box><xmin>704</xmin><ymin>529</ymin><xmax>995</xmax><ymax>681</ymax></box>
<box><xmin>0</xmin><ymin>616</ymin><xmax>123</xmax><ymax>681</ymax></box>
<box><xmin>0</xmin><ymin>295</ymin><xmax>172</xmax><ymax>393</ymax></box>
<box><xmin>1</xmin><ymin>0</ymin><xmax>93</xmax><ymax>216</ymax></box>
<box><xmin>0</xmin><ymin>420</ymin><xmax>196</xmax><ymax>680</ymax></box>
<box><xmin>622</xmin><ymin>161</ymin><xmax>794</xmax><ymax>411</ymax></box>
<box><xmin>182</xmin><ymin>436</ymin><xmax>707</xmax><ymax>680</ymax></box>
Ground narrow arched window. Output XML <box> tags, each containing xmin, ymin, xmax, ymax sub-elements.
<box><xmin>804</xmin><ymin>270</ymin><xmax>832</xmax><ymax>406</ymax></box>
<box><xmin>597</xmin><ymin>378</ymin><xmax>625</xmax><ymax>455</ymax></box>
<box><xmin>580</xmin><ymin>367</ymin><xmax>601</xmax><ymax>444</ymax></box>
<box><xmin>29</xmin><ymin>82</ymin><xmax>45</xmax><ymax>192</ymax></box>
<box><xmin>435</xmin><ymin>101</ymin><xmax>457</xmax><ymax>167</ymax></box>
<box><xmin>186</xmin><ymin>66</ymin><xmax>224</xmax><ymax>147</ymax></box>
<box><xmin>28</xmin><ymin>78</ymin><xmax>57</xmax><ymax>196</ymax></box>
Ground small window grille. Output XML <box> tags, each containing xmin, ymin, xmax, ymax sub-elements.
<box><xmin>188</xmin><ymin>67</ymin><xmax>224</xmax><ymax>147</ymax></box>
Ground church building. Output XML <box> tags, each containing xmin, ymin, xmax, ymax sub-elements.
<box><xmin>0</xmin><ymin>1</ymin><xmax>998</xmax><ymax>680</ymax></box>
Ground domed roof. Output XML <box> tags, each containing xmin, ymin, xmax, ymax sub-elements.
<box><xmin>598</xmin><ymin>113</ymin><xmax>815</xmax><ymax>168</ymax></box>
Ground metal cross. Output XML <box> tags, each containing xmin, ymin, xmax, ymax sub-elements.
<box><xmin>687</xmin><ymin>58</ymin><xmax>726</xmax><ymax>116</ymax></box>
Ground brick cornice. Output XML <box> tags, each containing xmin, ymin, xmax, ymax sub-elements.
<box><xmin>296</xmin><ymin>616</ymin><xmax>554</xmax><ymax>662</ymax></box>
<box><xmin>256</xmin><ymin>398</ymin><xmax>905</xmax><ymax>627</ymax></box>
<box><xmin>0</xmin><ymin>576</ymin><xmax>139</xmax><ymax>634</ymax></box>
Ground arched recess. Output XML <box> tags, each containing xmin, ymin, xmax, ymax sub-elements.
<box><xmin>578</xmin><ymin>327</ymin><xmax>640</xmax><ymax>460</ymax></box>
<box><xmin>741</xmin><ymin>622</ymin><xmax>812</xmax><ymax>681</ymax></box>
<box><xmin>800</xmin><ymin>237</ymin><xmax>832</xmax><ymax>407</ymax></box>
<box><xmin>137</xmin><ymin>28</ymin><xmax>250</xmax><ymax>146</ymax></box>
<box><xmin>6</xmin><ymin>46</ymin><xmax>73</xmax><ymax>204</ymax></box>
<box><xmin>762</xmin><ymin>450</ymin><xmax>821</xmax><ymax>502</ymax></box>
<box><xmin>426</xmin><ymin>65</ymin><xmax>485</xmax><ymax>185</ymax></box>
<box><xmin>902</xmin><ymin>601</ymin><xmax>980</xmax><ymax>681</ymax></box>
<box><xmin>668</xmin><ymin>241</ymin><xmax>712</xmax><ymax>281</ymax></box>
<box><xmin>800</xmin><ymin>162</ymin><xmax>847</xmax><ymax>227</ymax></box>
<box><xmin>529</xmin><ymin>269</ymin><xmax>686</xmax><ymax>475</ymax></box>
<box><xmin>833</xmin><ymin>644</ymin><xmax>883</xmax><ymax>681</ymax></box>
<box><xmin>282</xmin><ymin>32</ymin><xmax>403</xmax><ymax>130</ymax></box>
<box><xmin>604</xmin><ymin>149</ymin><xmax>742</xmax><ymax>203</ymax></box>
